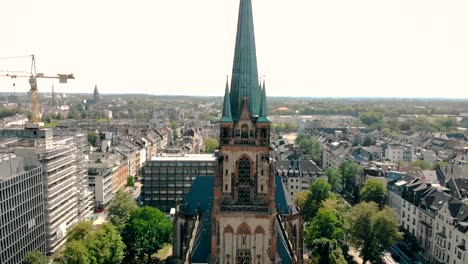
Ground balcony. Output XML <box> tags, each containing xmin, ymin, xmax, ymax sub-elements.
<box><xmin>47</xmin><ymin>165</ymin><xmax>76</xmax><ymax>184</ymax></box>
<box><xmin>48</xmin><ymin>177</ymin><xmax>76</xmax><ymax>197</ymax></box>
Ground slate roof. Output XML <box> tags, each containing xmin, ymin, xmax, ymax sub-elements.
<box><xmin>275</xmin><ymin>176</ymin><xmax>299</xmax><ymax>215</ymax></box>
<box><xmin>179</xmin><ymin>176</ymin><xmax>214</xmax><ymax>216</ymax></box>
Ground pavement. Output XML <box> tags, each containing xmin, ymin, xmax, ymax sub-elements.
<box><xmin>92</xmin><ymin>211</ymin><xmax>109</xmax><ymax>225</ymax></box>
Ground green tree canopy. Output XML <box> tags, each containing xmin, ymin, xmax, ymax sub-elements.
<box><xmin>360</xmin><ymin>179</ymin><xmax>387</xmax><ymax>207</ymax></box>
<box><xmin>203</xmin><ymin>138</ymin><xmax>219</xmax><ymax>153</ymax></box>
<box><xmin>293</xmin><ymin>190</ymin><xmax>310</xmax><ymax>209</ymax></box>
<box><xmin>25</xmin><ymin>251</ymin><xmax>48</xmax><ymax>264</ymax></box>
<box><xmin>62</xmin><ymin>240</ymin><xmax>90</xmax><ymax>264</ymax></box>
<box><xmin>410</xmin><ymin>160</ymin><xmax>431</xmax><ymax>170</ymax></box>
<box><xmin>122</xmin><ymin>206</ymin><xmax>172</xmax><ymax>263</ymax></box>
<box><xmin>347</xmin><ymin>202</ymin><xmax>403</xmax><ymax>264</ymax></box>
<box><xmin>325</xmin><ymin>168</ymin><xmax>341</xmax><ymax>192</ymax></box>
<box><xmin>339</xmin><ymin>161</ymin><xmax>363</xmax><ymax>194</ymax></box>
<box><xmin>296</xmin><ymin>134</ymin><xmax>323</xmax><ymax>166</ymax></box>
<box><xmin>109</xmin><ymin>190</ymin><xmax>138</xmax><ymax>232</ymax></box>
<box><xmin>307</xmin><ymin>238</ymin><xmax>347</xmax><ymax>264</ymax></box>
<box><xmin>87</xmin><ymin>131</ymin><xmax>99</xmax><ymax>147</ymax></box>
<box><xmin>84</xmin><ymin>223</ymin><xmax>125</xmax><ymax>264</ymax></box>
<box><xmin>303</xmin><ymin>179</ymin><xmax>332</xmax><ymax>221</ymax></box>
<box><xmin>61</xmin><ymin>223</ymin><xmax>125</xmax><ymax>264</ymax></box>
<box><xmin>67</xmin><ymin>220</ymin><xmax>93</xmax><ymax>241</ymax></box>
<box><xmin>305</xmin><ymin>208</ymin><xmax>343</xmax><ymax>246</ymax></box>
<box><xmin>126</xmin><ymin>176</ymin><xmax>135</xmax><ymax>187</ymax></box>
<box><xmin>359</xmin><ymin>111</ymin><xmax>384</xmax><ymax>127</ymax></box>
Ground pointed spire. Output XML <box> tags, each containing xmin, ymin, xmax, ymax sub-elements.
<box><xmin>230</xmin><ymin>0</ymin><xmax>261</xmax><ymax>120</ymax></box>
<box><xmin>220</xmin><ymin>76</ymin><xmax>234</xmax><ymax>123</ymax></box>
<box><xmin>257</xmin><ymin>77</ymin><xmax>270</xmax><ymax>123</ymax></box>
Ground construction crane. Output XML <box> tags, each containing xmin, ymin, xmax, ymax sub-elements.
<box><xmin>0</xmin><ymin>54</ymin><xmax>75</xmax><ymax>123</ymax></box>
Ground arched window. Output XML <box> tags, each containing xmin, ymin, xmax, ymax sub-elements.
<box><xmin>238</xmin><ymin>157</ymin><xmax>251</xmax><ymax>204</ymax></box>
<box><xmin>241</xmin><ymin>124</ymin><xmax>249</xmax><ymax>138</ymax></box>
<box><xmin>238</xmin><ymin>157</ymin><xmax>250</xmax><ymax>183</ymax></box>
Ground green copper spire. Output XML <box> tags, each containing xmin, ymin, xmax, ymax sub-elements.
<box><xmin>230</xmin><ymin>0</ymin><xmax>261</xmax><ymax>120</ymax></box>
<box><xmin>257</xmin><ymin>78</ymin><xmax>270</xmax><ymax>123</ymax></box>
<box><xmin>221</xmin><ymin>76</ymin><xmax>234</xmax><ymax>123</ymax></box>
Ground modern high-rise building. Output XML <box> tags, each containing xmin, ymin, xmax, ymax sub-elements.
<box><xmin>0</xmin><ymin>127</ymin><xmax>94</xmax><ymax>254</ymax></box>
<box><xmin>172</xmin><ymin>1</ymin><xmax>303</xmax><ymax>263</ymax></box>
<box><xmin>141</xmin><ymin>153</ymin><xmax>216</xmax><ymax>212</ymax></box>
<box><xmin>0</xmin><ymin>154</ymin><xmax>47</xmax><ymax>264</ymax></box>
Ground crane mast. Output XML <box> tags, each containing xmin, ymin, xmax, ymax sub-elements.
<box><xmin>0</xmin><ymin>54</ymin><xmax>75</xmax><ymax>125</ymax></box>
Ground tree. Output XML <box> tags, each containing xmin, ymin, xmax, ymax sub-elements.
<box><xmin>303</xmin><ymin>179</ymin><xmax>332</xmax><ymax>220</ymax></box>
<box><xmin>109</xmin><ymin>190</ymin><xmax>138</xmax><ymax>231</ymax></box>
<box><xmin>296</xmin><ymin>134</ymin><xmax>323</xmax><ymax>166</ymax></box>
<box><xmin>62</xmin><ymin>240</ymin><xmax>90</xmax><ymax>264</ymax></box>
<box><xmin>362</xmin><ymin>134</ymin><xmax>375</xmax><ymax>147</ymax></box>
<box><xmin>347</xmin><ymin>202</ymin><xmax>402</xmax><ymax>264</ymax></box>
<box><xmin>84</xmin><ymin>224</ymin><xmax>125</xmax><ymax>264</ymax></box>
<box><xmin>122</xmin><ymin>207</ymin><xmax>172</xmax><ymax>263</ymax></box>
<box><xmin>203</xmin><ymin>138</ymin><xmax>219</xmax><ymax>153</ymax></box>
<box><xmin>87</xmin><ymin>131</ymin><xmax>99</xmax><ymax>147</ymax></box>
<box><xmin>359</xmin><ymin>111</ymin><xmax>384</xmax><ymax>127</ymax></box>
<box><xmin>25</xmin><ymin>251</ymin><xmax>48</xmax><ymax>264</ymax></box>
<box><xmin>360</xmin><ymin>179</ymin><xmax>387</xmax><ymax>207</ymax></box>
<box><xmin>305</xmin><ymin>207</ymin><xmax>347</xmax><ymax>264</ymax></box>
<box><xmin>305</xmin><ymin>208</ymin><xmax>343</xmax><ymax>246</ymax></box>
<box><xmin>307</xmin><ymin>238</ymin><xmax>347</xmax><ymax>264</ymax></box>
<box><xmin>410</xmin><ymin>160</ymin><xmax>431</xmax><ymax>170</ymax></box>
<box><xmin>127</xmin><ymin>176</ymin><xmax>135</xmax><ymax>187</ymax></box>
<box><xmin>325</xmin><ymin>168</ymin><xmax>341</xmax><ymax>192</ymax></box>
<box><xmin>61</xmin><ymin>223</ymin><xmax>125</xmax><ymax>264</ymax></box>
<box><xmin>68</xmin><ymin>221</ymin><xmax>93</xmax><ymax>241</ymax></box>
<box><xmin>293</xmin><ymin>190</ymin><xmax>310</xmax><ymax>209</ymax></box>
<box><xmin>339</xmin><ymin>162</ymin><xmax>362</xmax><ymax>194</ymax></box>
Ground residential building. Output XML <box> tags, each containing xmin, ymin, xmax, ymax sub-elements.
<box><xmin>276</xmin><ymin>159</ymin><xmax>323</xmax><ymax>197</ymax></box>
<box><xmin>141</xmin><ymin>153</ymin><xmax>216</xmax><ymax>212</ymax></box>
<box><xmin>388</xmin><ymin>175</ymin><xmax>468</xmax><ymax>264</ymax></box>
<box><xmin>0</xmin><ymin>154</ymin><xmax>46</xmax><ymax>264</ymax></box>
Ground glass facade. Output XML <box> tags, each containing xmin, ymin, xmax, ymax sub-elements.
<box><xmin>142</xmin><ymin>155</ymin><xmax>216</xmax><ymax>212</ymax></box>
<box><xmin>0</xmin><ymin>166</ymin><xmax>46</xmax><ymax>264</ymax></box>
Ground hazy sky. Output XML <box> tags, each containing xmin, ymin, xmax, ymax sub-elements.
<box><xmin>1</xmin><ymin>0</ymin><xmax>468</xmax><ymax>98</ymax></box>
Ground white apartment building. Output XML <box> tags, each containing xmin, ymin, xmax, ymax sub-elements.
<box><xmin>0</xmin><ymin>127</ymin><xmax>93</xmax><ymax>253</ymax></box>
<box><xmin>388</xmin><ymin>175</ymin><xmax>468</xmax><ymax>264</ymax></box>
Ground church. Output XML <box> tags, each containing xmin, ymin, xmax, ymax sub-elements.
<box><xmin>172</xmin><ymin>0</ymin><xmax>303</xmax><ymax>263</ymax></box>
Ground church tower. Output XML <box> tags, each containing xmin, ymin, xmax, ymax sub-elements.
<box><xmin>172</xmin><ymin>1</ymin><xmax>303</xmax><ymax>263</ymax></box>
<box><xmin>211</xmin><ymin>0</ymin><xmax>276</xmax><ymax>263</ymax></box>
<box><xmin>93</xmin><ymin>84</ymin><xmax>100</xmax><ymax>104</ymax></box>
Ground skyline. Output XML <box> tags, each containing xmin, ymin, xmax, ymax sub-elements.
<box><xmin>1</xmin><ymin>0</ymin><xmax>468</xmax><ymax>98</ymax></box>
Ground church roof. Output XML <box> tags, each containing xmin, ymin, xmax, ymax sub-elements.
<box><xmin>229</xmin><ymin>0</ymin><xmax>261</xmax><ymax>119</ymax></box>
<box><xmin>275</xmin><ymin>176</ymin><xmax>299</xmax><ymax>215</ymax></box>
<box><xmin>178</xmin><ymin>176</ymin><xmax>214</xmax><ymax>216</ymax></box>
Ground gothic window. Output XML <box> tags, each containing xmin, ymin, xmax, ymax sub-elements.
<box><xmin>238</xmin><ymin>158</ymin><xmax>251</xmax><ymax>183</ymax></box>
<box><xmin>241</xmin><ymin>124</ymin><xmax>249</xmax><ymax>138</ymax></box>
<box><xmin>238</xmin><ymin>187</ymin><xmax>250</xmax><ymax>204</ymax></box>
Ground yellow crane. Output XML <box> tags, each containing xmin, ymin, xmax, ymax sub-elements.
<box><xmin>0</xmin><ymin>54</ymin><xmax>75</xmax><ymax>123</ymax></box>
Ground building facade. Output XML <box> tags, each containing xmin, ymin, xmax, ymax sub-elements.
<box><xmin>0</xmin><ymin>155</ymin><xmax>46</xmax><ymax>264</ymax></box>
<box><xmin>388</xmin><ymin>175</ymin><xmax>468</xmax><ymax>264</ymax></box>
<box><xmin>141</xmin><ymin>154</ymin><xmax>216</xmax><ymax>212</ymax></box>
<box><xmin>0</xmin><ymin>127</ymin><xmax>93</xmax><ymax>253</ymax></box>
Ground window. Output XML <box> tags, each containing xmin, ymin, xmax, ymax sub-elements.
<box><xmin>241</xmin><ymin>125</ymin><xmax>249</xmax><ymax>138</ymax></box>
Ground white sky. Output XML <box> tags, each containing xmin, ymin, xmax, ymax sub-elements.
<box><xmin>0</xmin><ymin>0</ymin><xmax>467</xmax><ymax>98</ymax></box>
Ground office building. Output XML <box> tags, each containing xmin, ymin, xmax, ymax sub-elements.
<box><xmin>0</xmin><ymin>154</ymin><xmax>46</xmax><ymax>264</ymax></box>
<box><xmin>141</xmin><ymin>153</ymin><xmax>216</xmax><ymax>212</ymax></box>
